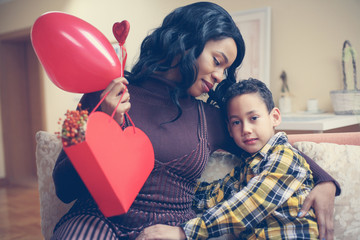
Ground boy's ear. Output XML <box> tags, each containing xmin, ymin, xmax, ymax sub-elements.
<box><xmin>271</xmin><ymin>107</ymin><xmax>281</xmax><ymax>127</ymax></box>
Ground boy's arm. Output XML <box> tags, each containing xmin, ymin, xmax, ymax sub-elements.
<box><xmin>193</xmin><ymin>166</ymin><xmax>245</xmax><ymax>213</ymax></box>
<box><xmin>182</xmin><ymin>146</ymin><xmax>309</xmax><ymax>240</ymax></box>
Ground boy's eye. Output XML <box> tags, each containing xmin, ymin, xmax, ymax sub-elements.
<box><xmin>250</xmin><ymin>116</ymin><xmax>259</xmax><ymax>121</ymax></box>
<box><xmin>213</xmin><ymin>57</ymin><xmax>220</xmax><ymax>66</ymax></box>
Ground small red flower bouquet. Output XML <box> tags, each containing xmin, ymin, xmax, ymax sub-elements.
<box><xmin>56</xmin><ymin>104</ymin><xmax>88</xmax><ymax>147</ymax></box>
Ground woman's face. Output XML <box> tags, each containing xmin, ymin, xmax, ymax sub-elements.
<box><xmin>187</xmin><ymin>38</ymin><xmax>237</xmax><ymax>97</ymax></box>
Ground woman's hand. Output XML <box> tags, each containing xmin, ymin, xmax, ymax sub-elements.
<box><xmin>100</xmin><ymin>77</ymin><xmax>130</xmax><ymax>125</ymax></box>
<box><xmin>298</xmin><ymin>181</ymin><xmax>336</xmax><ymax>240</ymax></box>
<box><xmin>136</xmin><ymin>224</ymin><xmax>186</xmax><ymax>240</ymax></box>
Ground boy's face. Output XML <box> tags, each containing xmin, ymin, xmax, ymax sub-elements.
<box><xmin>227</xmin><ymin>93</ymin><xmax>281</xmax><ymax>154</ymax></box>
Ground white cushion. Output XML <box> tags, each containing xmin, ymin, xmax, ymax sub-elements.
<box><xmin>200</xmin><ymin>151</ymin><xmax>239</xmax><ymax>182</ymax></box>
<box><xmin>294</xmin><ymin>141</ymin><xmax>360</xmax><ymax>240</ymax></box>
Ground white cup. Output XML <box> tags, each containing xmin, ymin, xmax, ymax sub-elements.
<box><xmin>307</xmin><ymin>98</ymin><xmax>318</xmax><ymax>113</ymax></box>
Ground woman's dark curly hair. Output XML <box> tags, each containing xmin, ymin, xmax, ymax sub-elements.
<box><xmin>126</xmin><ymin>2</ymin><xmax>245</xmax><ymax>122</ymax></box>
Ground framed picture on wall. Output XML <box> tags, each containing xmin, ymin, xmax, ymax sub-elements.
<box><xmin>232</xmin><ymin>7</ymin><xmax>271</xmax><ymax>87</ymax></box>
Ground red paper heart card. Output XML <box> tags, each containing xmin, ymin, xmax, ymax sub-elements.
<box><xmin>63</xmin><ymin>96</ymin><xmax>154</xmax><ymax>217</ymax></box>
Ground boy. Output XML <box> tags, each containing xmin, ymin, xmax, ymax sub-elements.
<box><xmin>181</xmin><ymin>78</ymin><xmax>319</xmax><ymax>239</ymax></box>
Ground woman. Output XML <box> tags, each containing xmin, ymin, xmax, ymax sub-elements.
<box><xmin>52</xmin><ymin>2</ymin><xmax>338</xmax><ymax>240</ymax></box>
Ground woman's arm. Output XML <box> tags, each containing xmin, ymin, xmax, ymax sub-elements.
<box><xmin>53</xmin><ymin>78</ymin><xmax>131</xmax><ymax>203</ymax></box>
<box><xmin>301</xmin><ymin>151</ymin><xmax>341</xmax><ymax>195</ymax></box>
<box><xmin>53</xmin><ymin>149</ymin><xmax>89</xmax><ymax>203</ymax></box>
<box><xmin>52</xmin><ymin>91</ymin><xmax>101</xmax><ymax>203</ymax></box>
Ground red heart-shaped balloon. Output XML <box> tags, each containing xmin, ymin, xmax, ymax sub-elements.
<box><xmin>64</xmin><ymin>112</ymin><xmax>154</xmax><ymax>217</ymax></box>
<box><xmin>31</xmin><ymin>12</ymin><xmax>122</xmax><ymax>93</ymax></box>
<box><xmin>113</xmin><ymin>20</ymin><xmax>130</xmax><ymax>45</ymax></box>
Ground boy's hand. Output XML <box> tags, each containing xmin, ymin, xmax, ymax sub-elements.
<box><xmin>136</xmin><ymin>224</ymin><xmax>186</xmax><ymax>240</ymax></box>
<box><xmin>298</xmin><ymin>181</ymin><xmax>336</xmax><ymax>240</ymax></box>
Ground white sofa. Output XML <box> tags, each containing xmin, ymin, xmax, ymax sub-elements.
<box><xmin>35</xmin><ymin>131</ymin><xmax>360</xmax><ymax>240</ymax></box>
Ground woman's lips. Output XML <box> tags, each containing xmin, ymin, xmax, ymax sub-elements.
<box><xmin>202</xmin><ymin>80</ymin><xmax>214</xmax><ymax>93</ymax></box>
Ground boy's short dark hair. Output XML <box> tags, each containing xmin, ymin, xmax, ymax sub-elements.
<box><xmin>223</xmin><ymin>78</ymin><xmax>275</xmax><ymax>113</ymax></box>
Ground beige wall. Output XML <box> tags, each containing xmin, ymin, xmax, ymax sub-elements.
<box><xmin>0</xmin><ymin>0</ymin><xmax>359</xmax><ymax>135</ymax></box>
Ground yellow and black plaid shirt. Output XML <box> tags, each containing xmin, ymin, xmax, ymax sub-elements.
<box><xmin>182</xmin><ymin>132</ymin><xmax>318</xmax><ymax>239</ymax></box>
